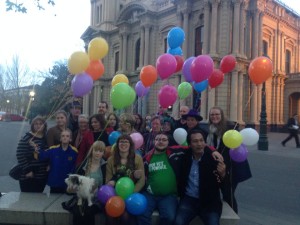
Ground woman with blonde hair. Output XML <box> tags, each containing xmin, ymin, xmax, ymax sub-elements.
<box><xmin>69</xmin><ymin>141</ymin><xmax>107</xmax><ymax>225</ymax></box>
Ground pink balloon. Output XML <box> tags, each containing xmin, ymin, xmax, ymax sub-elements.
<box><xmin>190</xmin><ymin>55</ymin><xmax>214</xmax><ymax>83</ymax></box>
<box><xmin>135</xmin><ymin>81</ymin><xmax>150</xmax><ymax>97</ymax></box>
<box><xmin>229</xmin><ymin>144</ymin><xmax>248</xmax><ymax>162</ymax></box>
<box><xmin>156</xmin><ymin>53</ymin><xmax>177</xmax><ymax>80</ymax></box>
<box><xmin>71</xmin><ymin>72</ymin><xmax>93</xmax><ymax>97</ymax></box>
<box><xmin>130</xmin><ymin>132</ymin><xmax>144</xmax><ymax>150</ymax></box>
<box><xmin>158</xmin><ymin>85</ymin><xmax>178</xmax><ymax>108</ymax></box>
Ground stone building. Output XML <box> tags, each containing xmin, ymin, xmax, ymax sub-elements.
<box><xmin>81</xmin><ymin>0</ymin><xmax>300</xmax><ymax>129</ymax></box>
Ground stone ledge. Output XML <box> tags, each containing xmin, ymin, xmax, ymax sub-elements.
<box><xmin>0</xmin><ymin>192</ymin><xmax>239</xmax><ymax>225</ymax></box>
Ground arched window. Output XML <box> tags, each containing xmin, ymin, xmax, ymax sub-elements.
<box><xmin>195</xmin><ymin>26</ymin><xmax>204</xmax><ymax>55</ymax></box>
<box><xmin>115</xmin><ymin>51</ymin><xmax>119</xmax><ymax>73</ymax></box>
<box><xmin>285</xmin><ymin>50</ymin><xmax>291</xmax><ymax>74</ymax></box>
<box><xmin>263</xmin><ymin>40</ymin><xmax>268</xmax><ymax>56</ymax></box>
<box><xmin>135</xmin><ymin>39</ymin><xmax>140</xmax><ymax>70</ymax></box>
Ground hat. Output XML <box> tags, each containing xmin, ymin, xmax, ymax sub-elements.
<box><xmin>70</xmin><ymin>100</ymin><xmax>82</xmax><ymax>108</ymax></box>
<box><xmin>182</xmin><ymin>109</ymin><xmax>203</xmax><ymax>121</ymax></box>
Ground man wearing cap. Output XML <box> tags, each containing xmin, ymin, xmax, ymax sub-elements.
<box><xmin>68</xmin><ymin>100</ymin><xmax>82</xmax><ymax>133</ymax></box>
<box><xmin>182</xmin><ymin>109</ymin><xmax>206</xmax><ymax>135</ymax></box>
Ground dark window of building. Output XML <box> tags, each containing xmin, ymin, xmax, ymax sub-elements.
<box><xmin>164</xmin><ymin>38</ymin><xmax>168</xmax><ymax>53</ymax></box>
<box><xmin>263</xmin><ymin>40</ymin><xmax>268</xmax><ymax>56</ymax></box>
<box><xmin>96</xmin><ymin>6</ymin><xmax>100</xmax><ymax>24</ymax></box>
<box><xmin>195</xmin><ymin>26</ymin><xmax>204</xmax><ymax>55</ymax></box>
<box><xmin>135</xmin><ymin>39</ymin><xmax>140</xmax><ymax>70</ymax></box>
<box><xmin>285</xmin><ymin>50</ymin><xmax>291</xmax><ymax>74</ymax></box>
<box><xmin>115</xmin><ymin>51</ymin><xmax>119</xmax><ymax>73</ymax></box>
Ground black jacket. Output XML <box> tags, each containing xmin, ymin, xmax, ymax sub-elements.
<box><xmin>178</xmin><ymin>146</ymin><xmax>223</xmax><ymax>214</ymax></box>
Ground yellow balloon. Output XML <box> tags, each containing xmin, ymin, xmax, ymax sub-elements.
<box><xmin>68</xmin><ymin>51</ymin><xmax>90</xmax><ymax>74</ymax></box>
<box><xmin>111</xmin><ymin>74</ymin><xmax>129</xmax><ymax>86</ymax></box>
<box><xmin>222</xmin><ymin>130</ymin><xmax>243</xmax><ymax>149</ymax></box>
<box><xmin>88</xmin><ymin>37</ymin><xmax>109</xmax><ymax>60</ymax></box>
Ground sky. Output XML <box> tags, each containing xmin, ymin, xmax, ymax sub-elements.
<box><xmin>0</xmin><ymin>0</ymin><xmax>90</xmax><ymax>72</ymax></box>
<box><xmin>0</xmin><ymin>0</ymin><xmax>299</xmax><ymax>73</ymax></box>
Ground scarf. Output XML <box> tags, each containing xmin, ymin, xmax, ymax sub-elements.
<box><xmin>206</xmin><ymin>124</ymin><xmax>220</xmax><ymax>149</ymax></box>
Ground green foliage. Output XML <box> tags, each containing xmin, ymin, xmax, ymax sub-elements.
<box><xmin>5</xmin><ymin>0</ymin><xmax>55</xmax><ymax>13</ymax></box>
<box><xmin>30</xmin><ymin>61</ymin><xmax>72</xmax><ymax>119</ymax></box>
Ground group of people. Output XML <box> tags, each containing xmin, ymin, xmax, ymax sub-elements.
<box><xmin>14</xmin><ymin>100</ymin><xmax>252</xmax><ymax>225</ymax></box>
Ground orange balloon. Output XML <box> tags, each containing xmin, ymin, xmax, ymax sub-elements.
<box><xmin>248</xmin><ymin>56</ymin><xmax>273</xmax><ymax>85</ymax></box>
<box><xmin>85</xmin><ymin>60</ymin><xmax>105</xmax><ymax>81</ymax></box>
<box><xmin>105</xmin><ymin>196</ymin><xmax>125</xmax><ymax>217</ymax></box>
<box><xmin>140</xmin><ymin>65</ymin><xmax>157</xmax><ymax>87</ymax></box>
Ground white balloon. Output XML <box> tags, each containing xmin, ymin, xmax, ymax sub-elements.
<box><xmin>240</xmin><ymin>128</ymin><xmax>259</xmax><ymax>146</ymax></box>
<box><xmin>173</xmin><ymin>128</ymin><xmax>187</xmax><ymax>145</ymax></box>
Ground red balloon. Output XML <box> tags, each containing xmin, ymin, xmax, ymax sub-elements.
<box><xmin>208</xmin><ymin>69</ymin><xmax>224</xmax><ymax>88</ymax></box>
<box><xmin>105</xmin><ymin>196</ymin><xmax>125</xmax><ymax>218</ymax></box>
<box><xmin>248</xmin><ymin>56</ymin><xmax>273</xmax><ymax>85</ymax></box>
<box><xmin>85</xmin><ymin>60</ymin><xmax>105</xmax><ymax>80</ymax></box>
<box><xmin>174</xmin><ymin>55</ymin><xmax>184</xmax><ymax>72</ymax></box>
<box><xmin>220</xmin><ymin>55</ymin><xmax>236</xmax><ymax>73</ymax></box>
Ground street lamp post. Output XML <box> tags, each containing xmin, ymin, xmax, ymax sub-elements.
<box><xmin>6</xmin><ymin>100</ymin><xmax>10</xmax><ymax>112</ymax></box>
<box><xmin>258</xmin><ymin>82</ymin><xmax>268</xmax><ymax>150</ymax></box>
<box><xmin>29</xmin><ymin>91</ymin><xmax>35</xmax><ymax>101</ymax></box>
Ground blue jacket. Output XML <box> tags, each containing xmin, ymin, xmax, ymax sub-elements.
<box><xmin>39</xmin><ymin>144</ymin><xmax>78</xmax><ymax>188</ymax></box>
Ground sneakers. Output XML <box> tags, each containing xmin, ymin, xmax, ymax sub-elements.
<box><xmin>281</xmin><ymin>142</ymin><xmax>285</xmax><ymax>147</ymax></box>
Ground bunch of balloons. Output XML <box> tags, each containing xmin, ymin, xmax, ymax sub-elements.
<box><xmin>222</xmin><ymin>128</ymin><xmax>259</xmax><ymax>162</ymax></box>
<box><xmin>97</xmin><ymin>177</ymin><xmax>147</xmax><ymax>217</ymax></box>
<box><xmin>68</xmin><ymin>37</ymin><xmax>108</xmax><ymax>97</ymax></box>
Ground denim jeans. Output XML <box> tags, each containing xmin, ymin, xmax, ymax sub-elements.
<box><xmin>137</xmin><ymin>191</ymin><xmax>178</xmax><ymax>225</ymax></box>
<box><xmin>174</xmin><ymin>195</ymin><xmax>220</xmax><ymax>225</ymax></box>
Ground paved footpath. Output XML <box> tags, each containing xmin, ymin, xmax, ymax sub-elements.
<box><xmin>236</xmin><ymin>132</ymin><xmax>300</xmax><ymax>225</ymax></box>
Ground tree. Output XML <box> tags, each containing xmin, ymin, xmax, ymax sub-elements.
<box><xmin>30</xmin><ymin>61</ymin><xmax>73</xmax><ymax>119</ymax></box>
<box><xmin>3</xmin><ymin>55</ymin><xmax>32</xmax><ymax>114</ymax></box>
<box><xmin>6</xmin><ymin>0</ymin><xmax>55</xmax><ymax>13</ymax></box>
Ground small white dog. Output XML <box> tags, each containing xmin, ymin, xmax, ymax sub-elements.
<box><xmin>65</xmin><ymin>174</ymin><xmax>96</xmax><ymax>206</ymax></box>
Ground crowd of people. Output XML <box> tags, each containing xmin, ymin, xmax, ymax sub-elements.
<box><xmin>14</xmin><ymin>100</ymin><xmax>252</xmax><ymax>225</ymax></box>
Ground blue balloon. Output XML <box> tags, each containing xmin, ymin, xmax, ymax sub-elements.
<box><xmin>167</xmin><ymin>47</ymin><xmax>183</xmax><ymax>56</ymax></box>
<box><xmin>125</xmin><ymin>193</ymin><xmax>147</xmax><ymax>215</ymax></box>
<box><xmin>167</xmin><ymin>27</ymin><xmax>185</xmax><ymax>48</ymax></box>
<box><xmin>108</xmin><ymin>131</ymin><xmax>121</xmax><ymax>145</ymax></box>
<box><xmin>193</xmin><ymin>80</ymin><xmax>208</xmax><ymax>93</ymax></box>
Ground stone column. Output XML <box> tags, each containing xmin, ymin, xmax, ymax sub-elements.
<box><xmin>83</xmin><ymin>95</ymin><xmax>90</xmax><ymax>115</ymax></box>
<box><xmin>139</xmin><ymin>28</ymin><xmax>145</xmax><ymax>68</ymax></box>
<box><xmin>122</xmin><ymin>33</ymin><xmax>128</xmax><ymax>71</ymax></box>
<box><xmin>282</xmin><ymin>34</ymin><xmax>286</xmax><ymax>72</ymax></box>
<box><xmin>207</xmin><ymin>88</ymin><xmax>215</xmax><ymax>116</ymax></box>
<box><xmin>232</xmin><ymin>0</ymin><xmax>241</xmax><ymax>54</ymax></box>
<box><xmin>239</xmin><ymin>3</ymin><xmax>246</xmax><ymax>57</ymax></box>
<box><xmin>250</xmin><ymin>10</ymin><xmax>260</xmax><ymax>124</ymax></box>
<box><xmin>219</xmin><ymin>0</ymin><xmax>230</xmax><ymax>54</ymax></box>
<box><xmin>210</xmin><ymin>0</ymin><xmax>219</xmax><ymax>55</ymax></box>
<box><xmin>119</xmin><ymin>34</ymin><xmax>123</xmax><ymax>72</ymax></box>
<box><xmin>144</xmin><ymin>25</ymin><xmax>151</xmax><ymax>65</ymax></box>
<box><xmin>279</xmin><ymin>77</ymin><xmax>285</xmax><ymax>124</ymax></box>
<box><xmin>237</xmin><ymin>72</ymin><xmax>244</xmax><ymax>124</ymax></box>
<box><xmin>203</xmin><ymin>1</ymin><xmax>210</xmax><ymax>54</ymax></box>
<box><xmin>230</xmin><ymin>70</ymin><xmax>238</xmax><ymax>121</ymax></box>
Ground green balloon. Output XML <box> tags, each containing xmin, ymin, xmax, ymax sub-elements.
<box><xmin>110</xmin><ymin>83</ymin><xmax>136</xmax><ymax>109</ymax></box>
<box><xmin>115</xmin><ymin>177</ymin><xmax>135</xmax><ymax>199</ymax></box>
<box><xmin>178</xmin><ymin>82</ymin><xmax>192</xmax><ymax>99</ymax></box>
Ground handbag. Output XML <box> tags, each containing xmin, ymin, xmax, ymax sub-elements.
<box><xmin>9</xmin><ymin>164</ymin><xmax>23</xmax><ymax>180</ymax></box>
<box><xmin>61</xmin><ymin>195</ymin><xmax>78</xmax><ymax>212</ymax></box>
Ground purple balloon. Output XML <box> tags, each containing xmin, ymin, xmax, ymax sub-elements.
<box><xmin>135</xmin><ymin>81</ymin><xmax>150</xmax><ymax>97</ymax></box>
<box><xmin>190</xmin><ymin>55</ymin><xmax>214</xmax><ymax>83</ymax></box>
<box><xmin>229</xmin><ymin>144</ymin><xmax>248</xmax><ymax>162</ymax></box>
<box><xmin>156</xmin><ymin>53</ymin><xmax>177</xmax><ymax>80</ymax></box>
<box><xmin>71</xmin><ymin>72</ymin><xmax>93</xmax><ymax>97</ymax></box>
<box><xmin>97</xmin><ymin>185</ymin><xmax>116</xmax><ymax>204</ymax></box>
<box><xmin>182</xmin><ymin>57</ymin><xmax>195</xmax><ymax>82</ymax></box>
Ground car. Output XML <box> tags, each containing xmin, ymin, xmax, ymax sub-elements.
<box><xmin>0</xmin><ymin>113</ymin><xmax>26</xmax><ymax>122</ymax></box>
<box><xmin>0</xmin><ymin>112</ymin><xmax>6</xmax><ymax>121</ymax></box>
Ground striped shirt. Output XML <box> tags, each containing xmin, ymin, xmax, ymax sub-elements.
<box><xmin>16</xmin><ymin>132</ymin><xmax>49</xmax><ymax>180</ymax></box>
